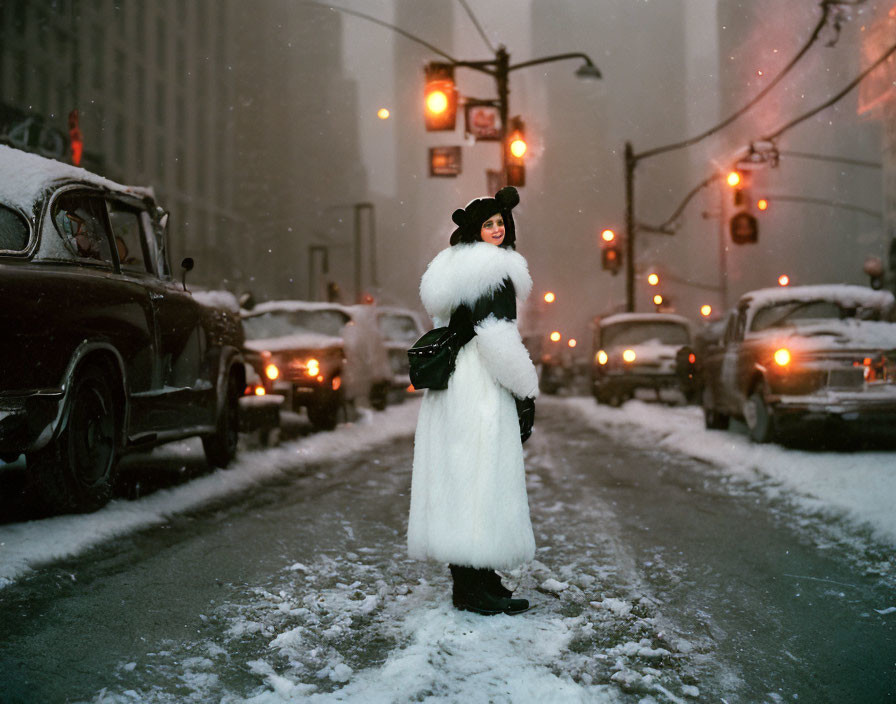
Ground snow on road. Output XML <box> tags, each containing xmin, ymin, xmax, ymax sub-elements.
<box><xmin>558</xmin><ymin>397</ymin><xmax>896</xmax><ymax>550</ymax></box>
<box><xmin>4</xmin><ymin>395</ymin><xmax>895</xmax><ymax>591</ymax></box>
<box><xmin>0</xmin><ymin>402</ymin><xmax>422</xmax><ymax>588</ymax></box>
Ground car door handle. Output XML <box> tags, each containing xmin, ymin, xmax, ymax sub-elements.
<box><xmin>149</xmin><ymin>291</ymin><xmax>165</xmax><ymax>301</ymax></box>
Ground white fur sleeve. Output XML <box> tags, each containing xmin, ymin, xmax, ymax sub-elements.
<box><xmin>474</xmin><ymin>316</ymin><xmax>539</xmax><ymax>399</ymax></box>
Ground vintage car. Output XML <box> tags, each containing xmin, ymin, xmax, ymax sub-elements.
<box><xmin>700</xmin><ymin>284</ymin><xmax>896</xmax><ymax>442</ymax></box>
<box><xmin>0</xmin><ymin>145</ymin><xmax>245</xmax><ymax>513</ymax></box>
<box><xmin>375</xmin><ymin>305</ymin><xmax>426</xmax><ymax>395</ymax></box>
<box><xmin>241</xmin><ymin>301</ymin><xmax>392</xmax><ymax>430</ymax></box>
<box><xmin>591</xmin><ymin>312</ymin><xmax>693</xmax><ymax>404</ymax></box>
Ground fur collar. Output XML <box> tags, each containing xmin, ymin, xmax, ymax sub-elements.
<box><xmin>420</xmin><ymin>242</ymin><xmax>532</xmax><ymax>320</ymax></box>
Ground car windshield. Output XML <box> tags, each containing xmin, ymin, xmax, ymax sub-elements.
<box><xmin>378</xmin><ymin>313</ymin><xmax>419</xmax><ymax>342</ymax></box>
<box><xmin>602</xmin><ymin>321</ymin><xmax>689</xmax><ymax>348</ymax></box>
<box><xmin>242</xmin><ymin>309</ymin><xmax>350</xmax><ymax>339</ymax></box>
<box><xmin>750</xmin><ymin>299</ymin><xmax>884</xmax><ymax>332</ymax></box>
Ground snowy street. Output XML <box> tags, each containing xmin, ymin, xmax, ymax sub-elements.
<box><xmin>1</xmin><ymin>397</ymin><xmax>894</xmax><ymax>703</ymax></box>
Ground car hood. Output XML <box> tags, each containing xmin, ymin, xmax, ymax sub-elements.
<box><xmin>244</xmin><ymin>333</ymin><xmax>343</xmax><ymax>353</ymax></box>
<box><xmin>750</xmin><ymin>319</ymin><xmax>896</xmax><ymax>353</ymax></box>
<box><xmin>609</xmin><ymin>339</ymin><xmax>680</xmax><ymax>364</ymax></box>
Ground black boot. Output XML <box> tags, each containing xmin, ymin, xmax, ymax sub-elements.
<box><xmin>450</xmin><ymin>565</ymin><xmax>528</xmax><ymax>615</ymax></box>
<box><xmin>479</xmin><ymin>568</ymin><xmax>513</xmax><ymax>598</ymax></box>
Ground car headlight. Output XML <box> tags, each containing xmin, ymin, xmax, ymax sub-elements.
<box><xmin>622</xmin><ymin>349</ymin><xmax>636</xmax><ymax>363</ymax></box>
<box><xmin>773</xmin><ymin>348</ymin><xmax>791</xmax><ymax>367</ymax></box>
<box><xmin>265</xmin><ymin>363</ymin><xmax>280</xmax><ymax>380</ymax></box>
<box><xmin>306</xmin><ymin>358</ymin><xmax>320</xmax><ymax>377</ymax></box>
<box><xmin>596</xmin><ymin>350</ymin><xmax>608</xmax><ymax>365</ymax></box>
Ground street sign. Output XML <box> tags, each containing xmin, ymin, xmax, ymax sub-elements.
<box><xmin>429</xmin><ymin>146</ymin><xmax>462</xmax><ymax>177</ymax></box>
<box><xmin>730</xmin><ymin>211</ymin><xmax>758</xmax><ymax>244</ymax></box>
<box><xmin>464</xmin><ymin>101</ymin><xmax>501</xmax><ymax>141</ymax></box>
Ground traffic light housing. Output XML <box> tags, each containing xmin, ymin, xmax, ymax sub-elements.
<box><xmin>729</xmin><ymin>211</ymin><xmax>758</xmax><ymax>245</ymax></box>
<box><xmin>600</xmin><ymin>229</ymin><xmax>622</xmax><ymax>275</ymax></box>
<box><xmin>505</xmin><ymin>116</ymin><xmax>526</xmax><ymax>187</ymax></box>
<box><xmin>424</xmin><ymin>62</ymin><xmax>457</xmax><ymax>131</ymax></box>
<box><xmin>727</xmin><ymin>169</ymin><xmax>751</xmax><ymax>208</ymax></box>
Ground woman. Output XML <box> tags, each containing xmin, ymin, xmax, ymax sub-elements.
<box><xmin>408</xmin><ymin>186</ymin><xmax>539</xmax><ymax>616</ymax></box>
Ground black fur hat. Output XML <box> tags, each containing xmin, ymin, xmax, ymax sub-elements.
<box><xmin>449</xmin><ymin>186</ymin><xmax>520</xmax><ymax>248</ymax></box>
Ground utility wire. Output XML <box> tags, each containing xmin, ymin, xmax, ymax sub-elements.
<box><xmin>303</xmin><ymin>1</ymin><xmax>458</xmax><ymax>63</ymax></box>
<box><xmin>636</xmin><ymin>0</ymin><xmax>837</xmax><ymax>161</ymax></box>
<box><xmin>779</xmin><ymin>150</ymin><xmax>881</xmax><ymax>169</ymax></box>
<box><xmin>641</xmin><ymin>172</ymin><xmax>722</xmax><ymax>233</ymax></box>
<box><xmin>762</xmin><ymin>38</ymin><xmax>896</xmax><ymax>141</ymax></box>
<box><xmin>457</xmin><ymin>0</ymin><xmax>496</xmax><ymax>53</ymax></box>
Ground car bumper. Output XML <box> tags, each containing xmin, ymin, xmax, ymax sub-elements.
<box><xmin>239</xmin><ymin>394</ymin><xmax>283</xmax><ymax>432</ymax></box>
<box><xmin>593</xmin><ymin>370</ymin><xmax>681</xmax><ymax>392</ymax></box>
<box><xmin>772</xmin><ymin>386</ymin><xmax>896</xmax><ymax>422</ymax></box>
<box><xmin>0</xmin><ymin>389</ymin><xmax>64</xmax><ymax>455</ymax></box>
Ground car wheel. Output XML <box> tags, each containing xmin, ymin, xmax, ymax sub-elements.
<box><xmin>203</xmin><ymin>369</ymin><xmax>240</xmax><ymax>468</ymax></box>
<box><xmin>702</xmin><ymin>387</ymin><xmax>730</xmax><ymax>430</ymax></box>
<box><xmin>744</xmin><ymin>387</ymin><xmax>776</xmax><ymax>443</ymax></box>
<box><xmin>28</xmin><ymin>363</ymin><xmax>121</xmax><ymax>513</ymax></box>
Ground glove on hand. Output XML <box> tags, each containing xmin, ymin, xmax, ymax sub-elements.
<box><xmin>515</xmin><ymin>396</ymin><xmax>535</xmax><ymax>444</ymax></box>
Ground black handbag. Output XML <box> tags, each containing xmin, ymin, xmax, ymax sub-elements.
<box><xmin>407</xmin><ymin>306</ymin><xmax>475</xmax><ymax>390</ymax></box>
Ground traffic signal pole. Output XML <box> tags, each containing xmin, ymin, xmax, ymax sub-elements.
<box><xmin>624</xmin><ymin>141</ymin><xmax>636</xmax><ymax>312</ymax></box>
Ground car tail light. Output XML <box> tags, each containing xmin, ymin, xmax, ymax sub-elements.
<box><xmin>688</xmin><ymin>352</ymin><xmax>696</xmax><ymax>364</ymax></box>
<box><xmin>622</xmin><ymin>349</ymin><xmax>636</xmax><ymax>363</ymax></box>
<box><xmin>265</xmin><ymin>363</ymin><xmax>280</xmax><ymax>380</ymax></box>
<box><xmin>774</xmin><ymin>348</ymin><xmax>791</xmax><ymax>367</ymax></box>
<box><xmin>596</xmin><ymin>350</ymin><xmax>608</xmax><ymax>365</ymax></box>
<box><xmin>407</xmin><ymin>384</ymin><xmax>415</xmax><ymax>392</ymax></box>
<box><xmin>332</xmin><ymin>376</ymin><xmax>342</xmax><ymax>391</ymax></box>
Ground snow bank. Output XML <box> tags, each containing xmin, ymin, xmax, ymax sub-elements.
<box><xmin>557</xmin><ymin>397</ymin><xmax>896</xmax><ymax>548</ymax></box>
<box><xmin>0</xmin><ymin>403</ymin><xmax>422</xmax><ymax>588</ymax></box>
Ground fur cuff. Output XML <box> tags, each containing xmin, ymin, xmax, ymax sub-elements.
<box><xmin>474</xmin><ymin>316</ymin><xmax>540</xmax><ymax>399</ymax></box>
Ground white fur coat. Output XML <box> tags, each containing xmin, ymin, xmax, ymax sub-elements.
<box><xmin>407</xmin><ymin>242</ymin><xmax>539</xmax><ymax>569</ymax></box>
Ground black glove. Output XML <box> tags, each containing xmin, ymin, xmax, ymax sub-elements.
<box><xmin>515</xmin><ymin>397</ymin><xmax>535</xmax><ymax>444</ymax></box>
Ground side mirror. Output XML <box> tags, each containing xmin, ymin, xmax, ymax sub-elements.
<box><xmin>181</xmin><ymin>257</ymin><xmax>194</xmax><ymax>291</ymax></box>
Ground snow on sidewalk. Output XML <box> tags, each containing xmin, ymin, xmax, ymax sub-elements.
<box><xmin>556</xmin><ymin>396</ymin><xmax>896</xmax><ymax>550</ymax></box>
<box><xmin>0</xmin><ymin>402</ymin><xmax>422</xmax><ymax>588</ymax></box>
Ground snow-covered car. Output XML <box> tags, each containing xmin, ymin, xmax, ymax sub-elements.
<box><xmin>591</xmin><ymin>313</ymin><xmax>692</xmax><ymax>404</ymax></box>
<box><xmin>700</xmin><ymin>284</ymin><xmax>896</xmax><ymax>443</ymax></box>
<box><xmin>241</xmin><ymin>301</ymin><xmax>392</xmax><ymax>430</ymax></box>
<box><xmin>375</xmin><ymin>306</ymin><xmax>426</xmax><ymax>395</ymax></box>
<box><xmin>0</xmin><ymin>146</ymin><xmax>246</xmax><ymax>513</ymax></box>
<box><xmin>239</xmin><ymin>347</ymin><xmax>283</xmax><ymax>445</ymax></box>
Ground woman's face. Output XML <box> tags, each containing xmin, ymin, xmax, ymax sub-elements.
<box><xmin>480</xmin><ymin>213</ymin><xmax>505</xmax><ymax>246</ymax></box>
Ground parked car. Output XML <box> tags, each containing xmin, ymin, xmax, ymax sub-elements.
<box><xmin>239</xmin><ymin>347</ymin><xmax>283</xmax><ymax>445</ymax></box>
<box><xmin>591</xmin><ymin>312</ymin><xmax>693</xmax><ymax>404</ymax></box>
<box><xmin>241</xmin><ymin>301</ymin><xmax>392</xmax><ymax>430</ymax></box>
<box><xmin>0</xmin><ymin>145</ymin><xmax>245</xmax><ymax>513</ymax></box>
<box><xmin>700</xmin><ymin>284</ymin><xmax>896</xmax><ymax>442</ymax></box>
<box><xmin>375</xmin><ymin>305</ymin><xmax>426</xmax><ymax>395</ymax></box>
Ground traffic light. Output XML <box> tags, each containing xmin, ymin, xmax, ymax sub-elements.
<box><xmin>730</xmin><ymin>211</ymin><xmax>758</xmax><ymax>244</ymax></box>
<box><xmin>600</xmin><ymin>228</ymin><xmax>622</xmax><ymax>275</ymax></box>
<box><xmin>423</xmin><ymin>62</ymin><xmax>457</xmax><ymax>131</ymax></box>
<box><xmin>647</xmin><ymin>272</ymin><xmax>659</xmax><ymax>286</ymax></box>
<box><xmin>505</xmin><ymin>116</ymin><xmax>526</xmax><ymax>187</ymax></box>
<box><xmin>727</xmin><ymin>169</ymin><xmax>751</xmax><ymax>208</ymax></box>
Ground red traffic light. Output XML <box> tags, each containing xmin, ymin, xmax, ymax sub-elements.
<box><xmin>424</xmin><ymin>63</ymin><xmax>457</xmax><ymax>131</ymax></box>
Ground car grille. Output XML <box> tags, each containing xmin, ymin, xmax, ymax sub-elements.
<box><xmin>827</xmin><ymin>368</ymin><xmax>865</xmax><ymax>389</ymax></box>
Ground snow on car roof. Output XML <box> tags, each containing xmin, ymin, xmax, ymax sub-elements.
<box><xmin>600</xmin><ymin>312</ymin><xmax>691</xmax><ymax>327</ymax></box>
<box><xmin>0</xmin><ymin>144</ymin><xmax>152</xmax><ymax>212</ymax></box>
<box><xmin>740</xmin><ymin>284</ymin><xmax>894</xmax><ymax>310</ymax></box>
<box><xmin>244</xmin><ymin>300</ymin><xmax>355</xmax><ymax>316</ymax></box>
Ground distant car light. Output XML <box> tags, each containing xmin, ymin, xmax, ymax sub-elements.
<box><xmin>596</xmin><ymin>350</ymin><xmax>608</xmax><ymax>365</ymax></box>
<box><xmin>568</xmin><ymin>338</ymin><xmax>577</xmax><ymax>348</ymax></box>
<box><xmin>306</xmin><ymin>358</ymin><xmax>320</xmax><ymax>377</ymax></box>
<box><xmin>265</xmin><ymin>363</ymin><xmax>280</xmax><ymax>380</ymax></box>
<box><xmin>254</xmin><ymin>386</ymin><xmax>266</xmax><ymax>396</ymax></box>
<box><xmin>774</xmin><ymin>348</ymin><xmax>791</xmax><ymax>366</ymax></box>
<box><xmin>622</xmin><ymin>349</ymin><xmax>636</xmax><ymax>363</ymax></box>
